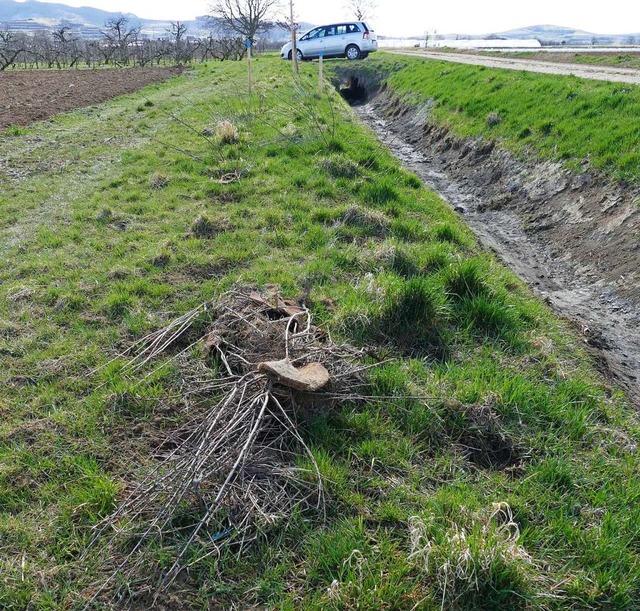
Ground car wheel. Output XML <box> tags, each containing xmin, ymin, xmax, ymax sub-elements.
<box><xmin>345</xmin><ymin>44</ymin><xmax>361</xmax><ymax>60</ymax></box>
<box><xmin>296</xmin><ymin>49</ymin><xmax>304</xmax><ymax>61</ymax></box>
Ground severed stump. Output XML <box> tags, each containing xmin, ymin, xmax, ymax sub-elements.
<box><xmin>257</xmin><ymin>359</ymin><xmax>329</xmax><ymax>392</ymax></box>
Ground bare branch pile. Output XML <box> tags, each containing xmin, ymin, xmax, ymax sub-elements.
<box><xmin>84</xmin><ymin>286</ymin><xmax>367</xmax><ymax>604</ymax></box>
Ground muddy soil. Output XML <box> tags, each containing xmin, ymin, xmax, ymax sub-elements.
<box><xmin>0</xmin><ymin>66</ymin><xmax>182</xmax><ymax>129</ymax></box>
<box><xmin>353</xmin><ymin>86</ymin><xmax>640</xmax><ymax>404</ymax></box>
<box><xmin>390</xmin><ymin>50</ymin><xmax>640</xmax><ymax>84</ymax></box>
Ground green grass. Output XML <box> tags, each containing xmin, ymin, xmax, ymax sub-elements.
<box><xmin>1</xmin><ymin>57</ymin><xmax>640</xmax><ymax>609</ymax></box>
<box><xmin>349</xmin><ymin>53</ymin><xmax>640</xmax><ymax>181</ymax></box>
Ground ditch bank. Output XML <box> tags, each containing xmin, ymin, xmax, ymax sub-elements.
<box><xmin>335</xmin><ymin>68</ymin><xmax>640</xmax><ymax>405</ymax></box>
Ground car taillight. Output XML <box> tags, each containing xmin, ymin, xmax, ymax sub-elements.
<box><xmin>363</xmin><ymin>30</ymin><xmax>370</xmax><ymax>39</ymax></box>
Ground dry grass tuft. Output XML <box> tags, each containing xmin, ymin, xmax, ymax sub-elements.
<box><xmin>190</xmin><ymin>213</ymin><xmax>231</xmax><ymax>239</ymax></box>
<box><xmin>149</xmin><ymin>172</ymin><xmax>170</xmax><ymax>189</ymax></box>
<box><xmin>216</xmin><ymin>120</ymin><xmax>239</xmax><ymax>145</ymax></box>
<box><xmin>486</xmin><ymin>112</ymin><xmax>502</xmax><ymax>126</ymax></box>
<box><xmin>339</xmin><ymin>206</ymin><xmax>390</xmax><ymax>238</ymax></box>
<box><xmin>409</xmin><ymin>502</ymin><xmax>542</xmax><ymax>606</ymax></box>
<box><xmin>318</xmin><ymin>155</ymin><xmax>361</xmax><ymax>179</ymax></box>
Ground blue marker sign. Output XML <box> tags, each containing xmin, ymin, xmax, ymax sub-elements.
<box><xmin>246</xmin><ymin>39</ymin><xmax>252</xmax><ymax>49</ymax></box>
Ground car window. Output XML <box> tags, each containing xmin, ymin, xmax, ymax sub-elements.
<box><xmin>347</xmin><ymin>24</ymin><xmax>360</xmax><ymax>33</ymax></box>
<box><xmin>305</xmin><ymin>27</ymin><xmax>322</xmax><ymax>40</ymax></box>
<box><xmin>324</xmin><ymin>26</ymin><xmax>336</xmax><ymax>37</ymax></box>
<box><xmin>336</xmin><ymin>25</ymin><xmax>347</xmax><ymax>35</ymax></box>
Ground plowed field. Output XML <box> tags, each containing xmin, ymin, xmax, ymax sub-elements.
<box><xmin>0</xmin><ymin>66</ymin><xmax>182</xmax><ymax>128</ymax></box>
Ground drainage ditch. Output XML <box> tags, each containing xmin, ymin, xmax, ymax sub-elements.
<box><xmin>335</xmin><ymin>70</ymin><xmax>640</xmax><ymax>405</ymax></box>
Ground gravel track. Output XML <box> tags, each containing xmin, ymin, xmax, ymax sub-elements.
<box><xmin>389</xmin><ymin>50</ymin><xmax>640</xmax><ymax>84</ymax></box>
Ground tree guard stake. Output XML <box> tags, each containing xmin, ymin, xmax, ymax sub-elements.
<box><xmin>246</xmin><ymin>38</ymin><xmax>252</xmax><ymax>94</ymax></box>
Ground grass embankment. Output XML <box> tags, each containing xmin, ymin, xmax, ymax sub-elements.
<box><xmin>1</xmin><ymin>57</ymin><xmax>639</xmax><ymax>608</ymax></box>
<box><xmin>368</xmin><ymin>53</ymin><xmax>640</xmax><ymax>181</ymax></box>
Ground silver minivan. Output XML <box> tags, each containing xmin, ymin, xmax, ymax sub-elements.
<box><xmin>280</xmin><ymin>22</ymin><xmax>378</xmax><ymax>61</ymax></box>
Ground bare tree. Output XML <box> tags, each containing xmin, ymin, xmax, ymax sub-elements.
<box><xmin>102</xmin><ymin>16</ymin><xmax>141</xmax><ymax>65</ymax></box>
<box><xmin>289</xmin><ymin>0</ymin><xmax>298</xmax><ymax>73</ymax></box>
<box><xmin>344</xmin><ymin>0</ymin><xmax>377</xmax><ymax>21</ymax></box>
<box><xmin>51</xmin><ymin>27</ymin><xmax>85</xmax><ymax>68</ymax></box>
<box><xmin>209</xmin><ymin>0</ymin><xmax>281</xmax><ymax>43</ymax></box>
<box><xmin>168</xmin><ymin>21</ymin><xmax>188</xmax><ymax>63</ymax></box>
<box><xmin>0</xmin><ymin>23</ymin><xmax>274</xmax><ymax>70</ymax></box>
<box><xmin>0</xmin><ymin>30</ymin><xmax>25</xmax><ymax>70</ymax></box>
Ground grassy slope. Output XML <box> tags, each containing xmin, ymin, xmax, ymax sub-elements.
<box><xmin>0</xmin><ymin>57</ymin><xmax>639</xmax><ymax>609</ymax></box>
<box><xmin>372</xmin><ymin>53</ymin><xmax>640</xmax><ymax>182</ymax></box>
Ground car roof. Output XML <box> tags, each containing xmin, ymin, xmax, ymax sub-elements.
<box><xmin>308</xmin><ymin>22</ymin><xmax>363</xmax><ymax>29</ymax></box>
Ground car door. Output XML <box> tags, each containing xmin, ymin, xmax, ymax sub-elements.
<box><xmin>333</xmin><ymin>24</ymin><xmax>348</xmax><ymax>56</ymax></box>
<box><xmin>322</xmin><ymin>25</ymin><xmax>339</xmax><ymax>56</ymax></box>
<box><xmin>299</xmin><ymin>26</ymin><xmax>323</xmax><ymax>57</ymax></box>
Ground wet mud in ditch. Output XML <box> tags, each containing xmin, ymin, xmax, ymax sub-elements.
<box><xmin>337</xmin><ymin>73</ymin><xmax>640</xmax><ymax>405</ymax></box>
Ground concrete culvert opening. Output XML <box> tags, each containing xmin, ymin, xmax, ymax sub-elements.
<box><xmin>339</xmin><ymin>76</ymin><xmax>368</xmax><ymax>104</ymax></box>
<box><xmin>333</xmin><ymin>69</ymin><xmax>383</xmax><ymax>105</ymax></box>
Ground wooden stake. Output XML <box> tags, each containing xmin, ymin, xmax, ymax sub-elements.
<box><xmin>318</xmin><ymin>53</ymin><xmax>323</xmax><ymax>95</ymax></box>
<box><xmin>290</xmin><ymin>0</ymin><xmax>299</xmax><ymax>75</ymax></box>
<box><xmin>247</xmin><ymin>43</ymin><xmax>252</xmax><ymax>95</ymax></box>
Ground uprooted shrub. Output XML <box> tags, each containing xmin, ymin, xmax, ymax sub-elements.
<box><xmin>83</xmin><ymin>286</ymin><xmax>367</xmax><ymax>604</ymax></box>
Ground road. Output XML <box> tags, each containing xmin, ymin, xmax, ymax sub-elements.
<box><xmin>388</xmin><ymin>50</ymin><xmax>640</xmax><ymax>84</ymax></box>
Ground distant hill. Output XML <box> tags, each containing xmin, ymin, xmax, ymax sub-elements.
<box><xmin>0</xmin><ymin>0</ymin><xmax>140</xmax><ymax>30</ymax></box>
<box><xmin>489</xmin><ymin>24</ymin><xmax>640</xmax><ymax>45</ymax></box>
<box><xmin>0</xmin><ymin>0</ymin><xmax>309</xmax><ymax>40</ymax></box>
<box><xmin>414</xmin><ymin>24</ymin><xmax>640</xmax><ymax>46</ymax></box>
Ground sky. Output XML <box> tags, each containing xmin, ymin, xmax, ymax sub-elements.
<box><xmin>20</xmin><ymin>0</ymin><xmax>640</xmax><ymax>37</ymax></box>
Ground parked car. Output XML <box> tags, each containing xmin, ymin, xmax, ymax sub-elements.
<box><xmin>280</xmin><ymin>22</ymin><xmax>378</xmax><ymax>61</ymax></box>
